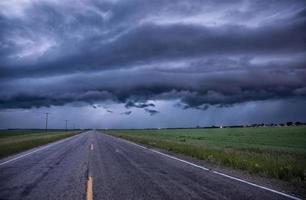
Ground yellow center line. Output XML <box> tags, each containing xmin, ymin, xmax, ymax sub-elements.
<box><xmin>86</xmin><ymin>176</ymin><xmax>93</xmax><ymax>200</ymax></box>
<box><xmin>90</xmin><ymin>144</ymin><xmax>94</xmax><ymax>150</ymax></box>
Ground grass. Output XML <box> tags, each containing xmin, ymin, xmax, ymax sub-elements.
<box><xmin>0</xmin><ymin>130</ymin><xmax>80</xmax><ymax>158</ymax></box>
<box><xmin>106</xmin><ymin>126</ymin><xmax>306</xmax><ymax>185</ymax></box>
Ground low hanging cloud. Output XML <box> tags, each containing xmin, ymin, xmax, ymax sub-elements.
<box><xmin>125</xmin><ymin>101</ymin><xmax>156</xmax><ymax>109</ymax></box>
<box><xmin>144</xmin><ymin>108</ymin><xmax>160</xmax><ymax>116</ymax></box>
<box><xmin>120</xmin><ymin>111</ymin><xmax>132</xmax><ymax>115</ymax></box>
<box><xmin>0</xmin><ymin>0</ymin><xmax>306</xmax><ymax>113</ymax></box>
<box><xmin>1</xmin><ymin>68</ymin><xmax>305</xmax><ymax>110</ymax></box>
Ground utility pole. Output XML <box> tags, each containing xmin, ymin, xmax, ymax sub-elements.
<box><xmin>65</xmin><ymin>120</ymin><xmax>68</xmax><ymax>131</ymax></box>
<box><xmin>73</xmin><ymin>123</ymin><xmax>75</xmax><ymax>130</ymax></box>
<box><xmin>45</xmin><ymin>112</ymin><xmax>49</xmax><ymax>132</ymax></box>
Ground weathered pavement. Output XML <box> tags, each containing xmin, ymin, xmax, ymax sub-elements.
<box><xmin>0</xmin><ymin>131</ymin><xmax>300</xmax><ymax>200</ymax></box>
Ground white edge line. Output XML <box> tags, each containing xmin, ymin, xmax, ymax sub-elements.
<box><xmin>110</xmin><ymin>135</ymin><xmax>302</xmax><ymax>200</ymax></box>
<box><xmin>0</xmin><ymin>133</ymin><xmax>81</xmax><ymax>167</ymax></box>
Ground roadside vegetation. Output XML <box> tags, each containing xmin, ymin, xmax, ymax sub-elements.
<box><xmin>106</xmin><ymin>126</ymin><xmax>306</xmax><ymax>186</ymax></box>
<box><xmin>0</xmin><ymin>130</ymin><xmax>80</xmax><ymax>158</ymax></box>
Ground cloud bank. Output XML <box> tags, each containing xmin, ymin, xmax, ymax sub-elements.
<box><xmin>0</xmin><ymin>0</ymin><xmax>305</xmax><ymax>116</ymax></box>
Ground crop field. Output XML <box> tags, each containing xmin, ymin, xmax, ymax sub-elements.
<box><xmin>106</xmin><ymin>126</ymin><xmax>306</xmax><ymax>185</ymax></box>
<box><xmin>0</xmin><ymin>130</ymin><xmax>80</xmax><ymax>158</ymax></box>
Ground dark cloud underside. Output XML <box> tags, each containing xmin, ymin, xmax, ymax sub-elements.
<box><xmin>0</xmin><ymin>0</ymin><xmax>305</xmax><ymax>114</ymax></box>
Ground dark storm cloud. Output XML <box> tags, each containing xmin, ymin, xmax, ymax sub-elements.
<box><xmin>144</xmin><ymin>108</ymin><xmax>160</xmax><ymax>116</ymax></box>
<box><xmin>125</xmin><ymin>101</ymin><xmax>155</xmax><ymax>109</ymax></box>
<box><xmin>0</xmin><ymin>0</ymin><xmax>306</xmax><ymax>111</ymax></box>
<box><xmin>120</xmin><ymin>111</ymin><xmax>132</xmax><ymax>115</ymax></box>
<box><xmin>124</xmin><ymin>101</ymin><xmax>159</xmax><ymax>115</ymax></box>
<box><xmin>1</xmin><ymin>68</ymin><xmax>305</xmax><ymax>110</ymax></box>
<box><xmin>1</xmin><ymin>18</ymin><xmax>305</xmax><ymax>79</ymax></box>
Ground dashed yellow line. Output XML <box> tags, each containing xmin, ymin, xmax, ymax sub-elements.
<box><xmin>90</xmin><ymin>144</ymin><xmax>94</xmax><ymax>150</ymax></box>
<box><xmin>86</xmin><ymin>176</ymin><xmax>93</xmax><ymax>200</ymax></box>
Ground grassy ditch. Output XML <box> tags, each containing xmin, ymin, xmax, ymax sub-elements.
<box><xmin>0</xmin><ymin>130</ymin><xmax>80</xmax><ymax>158</ymax></box>
<box><xmin>106</xmin><ymin>126</ymin><xmax>306</xmax><ymax>185</ymax></box>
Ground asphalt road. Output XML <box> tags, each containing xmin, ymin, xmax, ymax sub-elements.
<box><xmin>0</xmin><ymin>131</ymin><xmax>300</xmax><ymax>200</ymax></box>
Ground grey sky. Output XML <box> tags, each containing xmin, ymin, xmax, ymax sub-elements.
<box><xmin>0</xmin><ymin>0</ymin><xmax>305</xmax><ymax>128</ymax></box>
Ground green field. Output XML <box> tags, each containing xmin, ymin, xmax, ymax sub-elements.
<box><xmin>0</xmin><ymin>130</ymin><xmax>80</xmax><ymax>158</ymax></box>
<box><xmin>106</xmin><ymin>126</ymin><xmax>306</xmax><ymax>185</ymax></box>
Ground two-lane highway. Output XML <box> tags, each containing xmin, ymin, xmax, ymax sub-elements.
<box><xmin>0</xmin><ymin>131</ymin><xmax>301</xmax><ymax>200</ymax></box>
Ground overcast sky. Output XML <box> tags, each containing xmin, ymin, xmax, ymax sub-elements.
<box><xmin>0</xmin><ymin>0</ymin><xmax>306</xmax><ymax>129</ymax></box>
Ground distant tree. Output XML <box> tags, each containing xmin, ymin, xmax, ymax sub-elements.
<box><xmin>295</xmin><ymin>122</ymin><xmax>302</xmax><ymax>126</ymax></box>
<box><xmin>286</xmin><ymin>122</ymin><xmax>293</xmax><ymax>126</ymax></box>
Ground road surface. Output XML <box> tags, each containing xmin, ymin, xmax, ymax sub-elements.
<box><xmin>0</xmin><ymin>131</ymin><xmax>301</xmax><ymax>200</ymax></box>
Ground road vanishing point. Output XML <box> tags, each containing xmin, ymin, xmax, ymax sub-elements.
<box><xmin>0</xmin><ymin>131</ymin><xmax>302</xmax><ymax>200</ymax></box>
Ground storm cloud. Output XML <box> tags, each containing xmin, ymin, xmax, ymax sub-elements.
<box><xmin>0</xmin><ymin>0</ymin><xmax>306</xmax><ymax>122</ymax></box>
